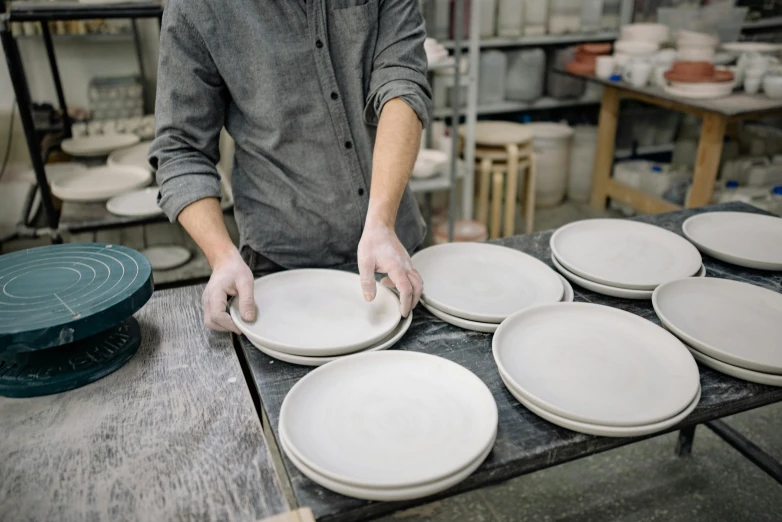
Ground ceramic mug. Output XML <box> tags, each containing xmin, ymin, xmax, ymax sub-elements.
<box><xmin>653</xmin><ymin>65</ymin><xmax>670</xmax><ymax>88</ymax></box>
<box><xmin>595</xmin><ymin>56</ymin><xmax>616</xmax><ymax>79</ymax></box>
<box><xmin>745</xmin><ymin>76</ymin><xmax>762</xmax><ymax>95</ymax></box>
<box><xmin>624</xmin><ymin>61</ymin><xmax>653</xmax><ymax>88</ymax></box>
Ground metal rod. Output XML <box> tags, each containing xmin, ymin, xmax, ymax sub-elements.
<box><xmin>40</xmin><ymin>21</ymin><xmax>71</xmax><ymax>138</ymax></box>
<box><xmin>706</xmin><ymin>420</ymin><xmax>782</xmax><ymax>485</ymax></box>
<box><xmin>1</xmin><ymin>24</ymin><xmax>60</xmax><ymax>235</ymax></box>
<box><xmin>462</xmin><ymin>0</ymin><xmax>480</xmax><ymax>222</ymax></box>
<box><xmin>675</xmin><ymin>425</ymin><xmax>696</xmax><ymax>457</ymax></box>
<box><xmin>131</xmin><ymin>18</ymin><xmax>149</xmax><ymax>114</ymax></box>
<box><xmin>448</xmin><ymin>0</ymin><xmax>464</xmax><ymax>243</ymax></box>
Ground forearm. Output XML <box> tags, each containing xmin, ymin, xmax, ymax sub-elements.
<box><xmin>367</xmin><ymin>98</ymin><xmax>422</xmax><ymax>227</ymax></box>
<box><xmin>178</xmin><ymin>197</ymin><xmax>236</xmax><ymax>268</ymax></box>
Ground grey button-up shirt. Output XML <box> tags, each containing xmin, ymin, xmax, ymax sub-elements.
<box><xmin>150</xmin><ymin>0</ymin><xmax>432</xmax><ymax>269</ymax></box>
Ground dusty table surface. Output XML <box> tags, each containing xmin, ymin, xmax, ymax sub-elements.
<box><xmin>240</xmin><ymin>202</ymin><xmax>782</xmax><ymax>522</ymax></box>
<box><xmin>0</xmin><ymin>285</ymin><xmax>290</xmax><ymax>522</ymax></box>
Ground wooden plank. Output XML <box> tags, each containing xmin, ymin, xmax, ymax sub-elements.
<box><xmin>606</xmin><ymin>180</ymin><xmax>681</xmax><ymax>214</ymax></box>
<box><xmin>0</xmin><ymin>285</ymin><xmax>290</xmax><ymax>522</ymax></box>
<box><xmin>687</xmin><ymin>113</ymin><xmax>728</xmax><ymax>208</ymax></box>
<box><xmin>590</xmin><ymin>85</ymin><xmax>620</xmax><ymax>210</ymax></box>
<box><xmin>241</xmin><ymin>203</ymin><xmax>782</xmax><ymax>522</ymax></box>
<box><xmin>619</xmin><ymin>88</ymin><xmax>709</xmax><ymax>118</ymax></box>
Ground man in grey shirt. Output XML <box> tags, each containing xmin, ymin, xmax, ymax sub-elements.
<box><xmin>150</xmin><ymin>0</ymin><xmax>432</xmax><ymax>332</ymax></box>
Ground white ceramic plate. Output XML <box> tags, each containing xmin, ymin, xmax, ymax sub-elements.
<box><xmin>653</xmin><ymin>278</ymin><xmax>782</xmax><ymax>374</ymax></box>
<box><xmin>412</xmin><ymin>149</ymin><xmax>448</xmax><ymax>179</ymax></box>
<box><xmin>61</xmin><ymin>134</ymin><xmax>140</xmax><ymax>157</ymax></box>
<box><xmin>279</xmin><ymin>428</ymin><xmax>495</xmax><ymax>501</ymax></box>
<box><xmin>16</xmin><ymin>162</ymin><xmax>87</xmax><ymax>184</ymax></box>
<box><xmin>279</xmin><ymin>351</ymin><xmax>497</xmax><ymax>489</ymax></box>
<box><xmin>107</xmin><ymin>140</ymin><xmax>153</xmax><ymax>172</ymax></box>
<box><xmin>663</xmin><ymin>84</ymin><xmax>733</xmax><ymax>99</ymax></box>
<box><xmin>493</xmin><ymin>303</ymin><xmax>700</xmax><ymax>427</ymax></box>
<box><xmin>722</xmin><ymin>42</ymin><xmax>782</xmax><ymax>54</ymax></box>
<box><xmin>50</xmin><ymin>165</ymin><xmax>152</xmax><ymax>202</ymax></box>
<box><xmin>682</xmin><ymin>212</ymin><xmax>782</xmax><ymax>271</ymax></box>
<box><xmin>552</xmin><ymin>254</ymin><xmax>705</xmax><ymax>299</ymax></box>
<box><xmin>413</xmin><ymin>243</ymin><xmax>563</xmax><ymax>323</ymax></box>
<box><xmin>231</xmin><ymin>270</ymin><xmax>401</xmax><ymax>357</ymax></box>
<box><xmin>106</xmin><ymin>187</ymin><xmax>162</xmax><ymax>218</ymax></box>
<box><xmin>421</xmin><ymin>274</ymin><xmax>575</xmax><ymax>333</ymax></box>
<box><xmin>500</xmin><ymin>370</ymin><xmax>701</xmax><ymax>438</ymax></box>
<box><xmin>686</xmin><ymin>346</ymin><xmax>782</xmax><ymax>387</ymax></box>
<box><xmin>141</xmin><ymin>246</ymin><xmax>191</xmax><ymax>271</ymax></box>
<box><xmin>247</xmin><ymin>312</ymin><xmax>413</xmax><ymax>367</ymax></box>
<box><xmin>550</xmin><ymin>219</ymin><xmax>702</xmax><ymax>290</ymax></box>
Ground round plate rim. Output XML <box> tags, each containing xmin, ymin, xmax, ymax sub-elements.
<box><xmin>51</xmin><ymin>165</ymin><xmax>152</xmax><ymax>202</ymax></box>
<box><xmin>106</xmin><ymin>187</ymin><xmax>163</xmax><ymax>218</ymax></box>
<box><xmin>652</xmin><ymin>277</ymin><xmax>782</xmax><ymax>374</ymax></box>
<box><xmin>550</xmin><ymin>219</ymin><xmax>703</xmax><ymax>290</ymax></box>
<box><xmin>107</xmin><ymin>140</ymin><xmax>154</xmax><ymax>172</ymax></box>
<box><xmin>686</xmin><ymin>345</ymin><xmax>782</xmax><ymax>387</ymax></box>
<box><xmin>279</xmin><ymin>350</ymin><xmax>498</xmax><ymax>489</ymax></box>
<box><xmin>0</xmin><ymin>243</ymin><xmax>153</xmax><ymax>353</ymax></box>
<box><xmin>141</xmin><ymin>245</ymin><xmax>192</xmax><ymax>271</ymax></box>
<box><xmin>413</xmin><ymin>242</ymin><xmax>564</xmax><ymax>323</ymax></box>
<box><xmin>682</xmin><ymin>212</ymin><xmax>782</xmax><ymax>271</ymax></box>
<box><xmin>247</xmin><ymin>312</ymin><xmax>413</xmax><ymax>366</ymax></box>
<box><xmin>493</xmin><ymin>302</ymin><xmax>701</xmax><ymax>427</ymax></box>
<box><xmin>61</xmin><ymin>134</ymin><xmax>141</xmax><ymax>157</ymax></box>
<box><xmin>230</xmin><ymin>269</ymin><xmax>401</xmax><ymax>356</ymax></box>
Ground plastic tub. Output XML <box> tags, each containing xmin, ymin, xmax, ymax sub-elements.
<box><xmin>497</xmin><ymin>0</ymin><xmax>524</xmax><ymax>37</ymax></box>
<box><xmin>567</xmin><ymin>125</ymin><xmax>598</xmax><ymax>202</ymax></box>
<box><xmin>549</xmin><ymin>0</ymin><xmax>581</xmax><ymax>34</ymax></box>
<box><xmin>547</xmin><ymin>47</ymin><xmax>586</xmax><ymax>99</ymax></box>
<box><xmin>427</xmin><ymin>0</ymin><xmax>451</xmax><ymax>40</ymax></box>
<box><xmin>524</xmin><ymin>122</ymin><xmax>574</xmax><ymax>206</ymax></box>
<box><xmin>478</xmin><ymin>50</ymin><xmax>508</xmax><ymax>105</ymax></box>
<box><xmin>580</xmin><ymin>0</ymin><xmax>604</xmax><ymax>33</ymax></box>
<box><xmin>506</xmin><ymin>48</ymin><xmax>546</xmax><ymax>101</ymax></box>
<box><xmin>478</xmin><ymin>0</ymin><xmax>498</xmax><ymax>37</ymax></box>
<box><xmin>524</xmin><ymin>0</ymin><xmax>549</xmax><ymax>36</ymax></box>
<box><xmin>601</xmin><ymin>0</ymin><xmax>621</xmax><ymax>30</ymax></box>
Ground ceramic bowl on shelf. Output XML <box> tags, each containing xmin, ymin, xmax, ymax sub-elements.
<box><xmin>678</xmin><ymin>44</ymin><xmax>716</xmax><ymax>63</ymax></box>
<box><xmin>664</xmin><ymin>61</ymin><xmax>733</xmax><ymax>83</ymax></box>
<box><xmin>614</xmin><ymin>40</ymin><xmax>659</xmax><ymax>57</ymax></box>
<box><xmin>620</xmin><ymin>23</ymin><xmax>670</xmax><ymax>44</ymax></box>
<box><xmin>763</xmin><ymin>75</ymin><xmax>782</xmax><ymax>99</ymax></box>
<box><xmin>678</xmin><ymin>30</ymin><xmax>719</xmax><ymax>47</ymax></box>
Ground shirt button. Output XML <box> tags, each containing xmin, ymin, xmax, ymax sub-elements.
<box><xmin>316</xmin><ymin>39</ymin><xmax>323</xmax><ymax>48</ymax></box>
<box><xmin>358</xmin><ymin>188</ymin><xmax>365</xmax><ymax>196</ymax></box>
<box><xmin>331</xmin><ymin>92</ymin><xmax>339</xmax><ymax>100</ymax></box>
<box><xmin>345</xmin><ymin>141</ymin><xmax>353</xmax><ymax>149</ymax></box>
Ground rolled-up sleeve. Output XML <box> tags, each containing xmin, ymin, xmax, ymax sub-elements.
<box><xmin>148</xmin><ymin>0</ymin><xmax>227</xmax><ymax>222</ymax></box>
<box><xmin>363</xmin><ymin>0</ymin><xmax>433</xmax><ymax>129</ymax></box>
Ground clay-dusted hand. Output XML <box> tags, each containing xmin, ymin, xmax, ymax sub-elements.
<box><xmin>357</xmin><ymin>219</ymin><xmax>423</xmax><ymax>318</ymax></box>
<box><xmin>202</xmin><ymin>247</ymin><xmax>256</xmax><ymax>333</ymax></box>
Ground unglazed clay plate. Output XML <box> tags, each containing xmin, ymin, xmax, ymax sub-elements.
<box><xmin>493</xmin><ymin>303</ymin><xmax>700</xmax><ymax>427</ymax></box>
<box><xmin>682</xmin><ymin>212</ymin><xmax>782</xmax><ymax>271</ymax></box>
<box><xmin>413</xmin><ymin>243</ymin><xmax>563</xmax><ymax>323</ymax></box>
<box><xmin>422</xmin><ymin>274</ymin><xmax>574</xmax><ymax>333</ymax></box>
<box><xmin>279</xmin><ymin>427</ymin><xmax>495</xmax><ymax>501</ymax></box>
<box><xmin>51</xmin><ymin>165</ymin><xmax>152</xmax><ymax>202</ymax></box>
<box><xmin>107</xmin><ymin>140</ymin><xmax>153</xmax><ymax>172</ymax></box>
<box><xmin>500</xmin><ymin>369</ymin><xmax>701</xmax><ymax>437</ymax></box>
<box><xmin>686</xmin><ymin>345</ymin><xmax>782</xmax><ymax>387</ymax></box>
<box><xmin>61</xmin><ymin>134</ymin><xmax>140</xmax><ymax>157</ymax></box>
<box><xmin>248</xmin><ymin>312</ymin><xmax>413</xmax><ymax>367</ymax></box>
<box><xmin>279</xmin><ymin>351</ymin><xmax>497</xmax><ymax>489</ymax></box>
<box><xmin>16</xmin><ymin>162</ymin><xmax>87</xmax><ymax>184</ymax></box>
<box><xmin>106</xmin><ymin>187</ymin><xmax>162</xmax><ymax>218</ymax></box>
<box><xmin>550</xmin><ymin>219</ymin><xmax>702</xmax><ymax>290</ymax></box>
<box><xmin>141</xmin><ymin>246</ymin><xmax>191</xmax><ymax>271</ymax></box>
<box><xmin>552</xmin><ymin>254</ymin><xmax>705</xmax><ymax>299</ymax></box>
<box><xmin>231</xmin><ymin>270</ymin><xmax>401</xmax><ymax>357</ymax></box>
<box><xmin>653</xmin><ymin>278</ymin><xmax>782</xmax><ymax>374</ymax></box>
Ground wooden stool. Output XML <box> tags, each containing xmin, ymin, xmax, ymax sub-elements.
<box><xmin>462</xmin><ymin>122</ymin><xmax>537</xmax><ymax>238</ymax></box>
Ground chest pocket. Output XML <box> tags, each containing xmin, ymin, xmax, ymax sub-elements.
<box><xmin>328</xmin><ymin>0</ymin><xmax>379</xmax><ymax>96</ymax></box>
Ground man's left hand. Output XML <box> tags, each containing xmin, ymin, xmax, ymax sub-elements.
<box><xmin>357</xmin><ymin>219</ymin><xmax>422</xmax><ymax>318</ymax></box>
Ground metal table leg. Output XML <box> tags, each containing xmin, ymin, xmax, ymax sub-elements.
<box><xmin>40</xmin><ymin>21</ymin><xmax>71</xmax><ymax>138</ymax></box>
<box><xmin>706</xmin><ymin>420</ymin><xmax>782</xmax><ymax>485</ymax></box>
<box><xmin>675</xmin><ymin>425</ymin><xmax>696</xmax><ymax>457</ymax></box>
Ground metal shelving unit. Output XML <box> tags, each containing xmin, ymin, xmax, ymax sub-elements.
<box><xmin>0</xmin><ymin>0</ymin><xmax>164</xmax><ymax>241</ymax></box>
<box><xmin>442</xmin><ymin>30</ymin><xmax>620</xmax><ymax>49</ymax></box>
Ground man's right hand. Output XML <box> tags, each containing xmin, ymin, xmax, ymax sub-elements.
<box><xmin>202</xmin><ymin>247</ymin><xmax>256</xmax><ymax>333</ymax></box>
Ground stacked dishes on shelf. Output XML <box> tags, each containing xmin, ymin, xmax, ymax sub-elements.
<box><xmin>231</xmin><ymin>269</ymin><xmax>411</xmax><ymax>367</ymax></box>
<box><xmin>653</xmin><ymin>278</ymin><xmax>782</xmax><ymax>387</ymax></box>
<box><xmin>550</xmin><ymin>219</ymin><xmax>705</xmax><ymax>299</ymax></box>
<box><xmin>412</xmin><ymin>242</ymin><xmax>573</xmax><ymax>333</ymax></box>
<box><xmin>493</xmin><ymin>302</ymin><xmax>702</xmax><ymax>437</ymax></box>
<box><xmin>278</xmin><ymin>351</ymin><xmax>497</xmax><ymax>501</ymax></box>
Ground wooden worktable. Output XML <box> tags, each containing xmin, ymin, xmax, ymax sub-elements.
<box><xmin>239</xmin><ymin>202</ymin><xmax>782</xmax><ymax>522</ymax></box>
<box><xmin>583</xmin><ymin>74</ymin><xmax>782</xmax><ymax>215</ymax></box>
<box><xmin>0</xmin><ymin>285</ymin><xmax>290</xmax><ymax>522</ymax></box>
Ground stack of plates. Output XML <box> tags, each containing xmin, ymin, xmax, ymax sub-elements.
<box><xmin>654</xmin><ymin>278</ymin><xmax>782</xmax><ymax>387</ymax></box>
<box><xmin>550</xmin><ymin>219</ymin><xmax>704</xmax><ymax>299</ymax></box>
<box><xmin>279</xmin><ymin>351</ymin><xmax>498</xmax><ymax>500</ymax></box>
<box><xmin>50</xmin><ymin>165</ymin><xmax>152</xmax><ymax>203</ymax></box>
<box><xmin>413</xmin><ymin>243</ymin><xmax>571</xmax><ymax>333</ymax></box>
<box><xmin>231</xmin><ymin>269</ymin><xmax>411</xmax><ymax>367</ymax></box>
<box><xmin>682</xmin><ymin>212</ymin><xmax>782</xmax><ymax>271</ymax></box>
<box><xmin>493</xmin><ymin>303</ymin><xmax>702</xmax><ymax>437</ymax></box>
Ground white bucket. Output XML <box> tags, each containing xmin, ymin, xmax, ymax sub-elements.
<box><xmin>524</xmin><ymin>122</ymin><xmax>575</xmax><ymax>207</ymax></box>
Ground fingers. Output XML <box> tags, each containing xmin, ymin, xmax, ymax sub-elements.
<box><xmin>236</xmin><ymin>271</ymin><xmax>257</xmax><ymax>322</ymax></box>
<box><xmin>409</xmin><ymin>269</ymin><xmax>424</xmax><ymax>310</ymax></box>
<box><xmin>203</xmin><ymin>290</ymin><xmax>240</xmax><ymax>334</ymax></box>
<box><xmin>358</xmin><ymin>253</ymin><xmax>377</xmax><ymax>302</ymax></box>
<box><xmin>388</xmin><ymin>268</ymin><xmax>414</xmax><ymax>318</ymax></box>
